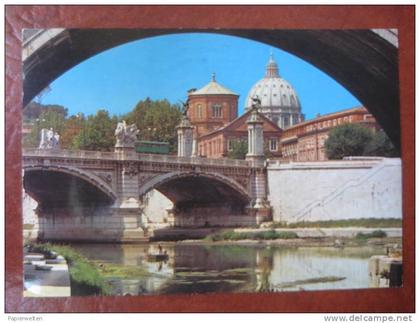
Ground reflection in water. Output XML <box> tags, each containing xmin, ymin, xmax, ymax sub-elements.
<box><xmin>71</xmin><ymin>243</ymin><xmax>385</xmax><ymax>295</ymax></box>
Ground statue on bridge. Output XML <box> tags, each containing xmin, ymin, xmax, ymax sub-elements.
<box><xmin>251</xmin><ymin>95</ymin><xmax>262</xmax><ymax>111</ymax></box>
<box><xmin>39</xmin><ymin>128</ymin><xmax>60</xmax><ymax>149</ymax></box>
<box><xmin>180</xmin><ymin>98</ymin><xmax>190</xmax><ymax>117</ymax></box>
<box><xmin>115</xmin><ymin>120</ymin><xmax>139</xmax><ymax>148</ymax></box>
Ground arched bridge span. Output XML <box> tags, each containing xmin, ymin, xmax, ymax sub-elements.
<box><xmin>23</xmin><ymin>164</ymin><xmax>117</xmax><ymax>209</ymax></box>
<box><xmin>140</xmin><ymin>171</ymin><xmax>251</xmax><ymax>212</ymax></box>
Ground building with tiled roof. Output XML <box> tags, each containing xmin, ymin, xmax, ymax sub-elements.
<box><xmin>187</xmin><ymin>73</ymin><xmax>239</xmax><ymax>138</ymax></box>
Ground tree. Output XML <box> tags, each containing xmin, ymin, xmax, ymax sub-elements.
<box><xmin>123</xmin><ymin>98</ymin><xmax>182</xmax><ymax>152</ymax></box>
<box><xmin>60</xmin><ymin>114</ymin><xmax>85</xmax><ymax>149</ymax></box>
<box><xmin>72</xmin><ymin>110</ymin><xmax>117</xmax><ymax>151</ymax></box>
<box><xmin>325</xmin><ymin>123</ymin><xmax>375</xmax><ymax>160</ymax></box>
<box><xmin>365</xmin><ymin>130</ymin><xmax>399</xmax><ymax>157</ymax></box>
<box><xmin>23</xmin><ymin>101</ymin><xmax>68</xmax><ymax>122</ymax></box>
<box><xmin>227</xmin><ymin>139</ymin><xmax>248</xmax><ymax>159</ymax></box>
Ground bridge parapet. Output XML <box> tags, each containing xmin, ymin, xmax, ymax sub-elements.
<box><xmin>23</xmin><ymin>148</ymin><xmax>252</xmax><ymax>168</ymax></box>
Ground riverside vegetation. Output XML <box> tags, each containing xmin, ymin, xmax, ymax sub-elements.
<box><xmin>28</xmin><ymin>243</ymin><xmax>110</xmax><ymax>295</ymax></box>
<box><xmin>270</xmin><ymin>218</ymin><xmax>401</xmax><ymax>229</ymax></box>
<box><xmin>205</xmin><ymin>230</ymin><xmax>299</xmax><ymax>242</ymax></box>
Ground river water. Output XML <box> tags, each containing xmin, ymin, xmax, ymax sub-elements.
<box><xmin>71</xmin><ymin>242</ymin><xmax>385</xmax><ymax>295</ymax></box>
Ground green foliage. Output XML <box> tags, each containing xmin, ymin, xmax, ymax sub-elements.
<box><xmin>364</xmin><ymin>130</ymin><xmax>399</xmax><ymax>157</ymax></box>
<box><xmin>23</xmin><ymin>98</ymin><xmax>182</xmax><ymax>152</ymax></box>
<box><xmin>206</xmin><ymin>230</ymin><xmax>299</xmax><ymax>241</ymax></box>
<box><xmin>355</xmin><ymin>230</ymin><xmax>387</xmax><ymax>240</ymax></box>
<box><xmin>60</xmin><ymin>114</ymin><xmax>85</xmax><ymax>149</ymax></box>
<box><xmin>29</xmin><ymin>243</ymin><xmax>110</xmax><ymax>295</ymax></box>
<box><xmin>274</xmin><ymin>218</ymin><xmax>402</xmax><ymax>229</ymax></box>
<box><xmin>23</xmin><ymin>101</ymin><xmax>68</xmax><ymax>122</ymax></box>
<box><xmin>325</xmin><ymin>123</ymin><xmax>375</xmax><ymax>160</ymax></box>
<box><xmin>72</xmin><ymin>110</ymin><xmax>118</xmax><ymax>151</ymax></box>
<box><xmin>123</xmin><ymin>98</ymin><xmax>182</xmax><ymax>152</ymax></box>
<box><xmin>97</xmin><ymin>263</ymin><xmax>150</xmax><ymax>279</ymax></box>
<box><xmin>227</xmin><ymin>139</ymin><xmax>248</xmax><ymax>160</ymax></box>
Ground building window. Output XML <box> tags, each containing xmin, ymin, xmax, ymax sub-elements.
<box><xmin>283</xmin><ymin>116</ymin><xmax>290</xmax><ymax>128</ymax></box>
<box><xmin>212</xmin><ymin>104</ymin><xmax>222</xmax><ymax>118</ymax></box>
<box><xmin>269</xmin><ymin>138</ymin><xmax>278</xmax><ymax>151</ymax></box>
<box><xmin>197</xmin><ymin>104</ymin><xmax>203</xmax><ymax>119</ymax></box>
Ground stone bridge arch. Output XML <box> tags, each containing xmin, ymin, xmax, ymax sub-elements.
<box><xmin>23</xmin><ymin>164</ymin><xmax>117</xmax><ymax>208</ymax></box>
<box><xmin>139</xmin><ymin>172</ymin><xmax>252</xmax><ymax>220</ymax></box>
<box><xmin>22</xmin><ymin>28</ymin><xmax>400</xmax><ymax>149</ymax></box>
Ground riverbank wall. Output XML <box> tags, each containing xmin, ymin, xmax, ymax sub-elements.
<box><xmin>267</xmin><ymin>157</ymin><xmax>402</xmax><ymax>223</ymax></box>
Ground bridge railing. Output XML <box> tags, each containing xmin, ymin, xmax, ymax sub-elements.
<box><xmin>22</xmin><ymin>148</ymin><xmax>251</xmax><ymax>167</ymax></box>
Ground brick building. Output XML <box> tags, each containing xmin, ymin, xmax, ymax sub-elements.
<box><xmin>280</xmin><ymin>106</ymin><xmax>378</xmax><ymax>162</ymax></box>
<box><xmin>187</xmin><ymin>73</ymin><xmax>239</xmax><ymax>138</ymax></box>
<box><xmin>197</xmin><ymin>109</ymin><xmax>283</xmax><ymax>158</ymax></box>
<box><xmin>187</xmin><ymin>55</ymin><xmax>379</xmax><ymax>161</ymax></box>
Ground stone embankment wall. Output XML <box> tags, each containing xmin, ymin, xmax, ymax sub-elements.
<box><xmin>36</xmin><ymin>207</ymin><xmax>146</xmax><ymax>242</ymax></box>
<box><xmin>267</xmin><ymin>158</ymin><xmax>402</xmax><ymax>223</ymax></box>
<box><xmin>23</xmin><ymin>190</ymin><xmax>39</xmax><ymax>241</ymax></box>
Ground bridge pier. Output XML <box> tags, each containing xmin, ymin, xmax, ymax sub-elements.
<box><xmin>246</xmin><ymin>104</ymin><xmax>272</xmax><ymax>225</ymax></box>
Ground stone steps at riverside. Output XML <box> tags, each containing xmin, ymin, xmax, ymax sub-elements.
<box><xmin>23</xmin><ymin>252</ymin><xmax>71</xmax><ymax>297</ymax></box>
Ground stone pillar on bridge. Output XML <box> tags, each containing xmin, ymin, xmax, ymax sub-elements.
<box><xmin>177</xmin><ymin>115</ymin><xmax>194</xmax><ymax>157</ymax></box>
<box><xmin>114</xmin><ymin>120</ymin><xmax>142</xmax><ymax>208</ymax></box>
<box><xmin>246</xmin><ymin>99</ymin><xmax>272</xmax><ymax>224</ymax></box>
<box><xmin>112</xmin><ymin>121</ymin><xmax>146</xmax><ymax>240</ymax></box>
<box><xmin>246</xmin><ymin>99</ymin><xmax>265</xmax><ymax>167</ymax></box>
<box><xmin>249</xmin><ymin>168</ymin><xmax>272</xmax><ymax>225</ymax></box>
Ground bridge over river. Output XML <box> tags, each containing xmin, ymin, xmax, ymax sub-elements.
<box><xmin>23</xmin><ymin>147</ymin><xmax>271</xmax><ymax>242</ymax></box>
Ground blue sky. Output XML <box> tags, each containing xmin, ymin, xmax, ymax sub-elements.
<box><xmin>40</xmin><ymin>32</ymin><xmax>360</xmax><ymax>120</ymax></box>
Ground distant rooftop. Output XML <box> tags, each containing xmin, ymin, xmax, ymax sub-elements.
<box><xmin>189</xmin><ymin>73</ymin><xmax>238</xmax><ymax>96</ymax></box>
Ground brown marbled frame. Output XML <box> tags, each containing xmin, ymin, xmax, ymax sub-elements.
<box><xmin>5</xmin><ymin>5</ymin><xmax>415</xmax><ymax>313</ymax></box>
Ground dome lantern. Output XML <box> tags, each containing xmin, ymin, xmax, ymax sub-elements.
<box><xmin>265</xmin><ymin>51</ymin><xmax>280</xmax><ymax>78</ymax></box>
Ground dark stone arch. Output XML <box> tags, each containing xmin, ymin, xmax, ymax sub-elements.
<box><xmin>139</xmin><ymin>171</ymin><xmax>251</xmax><ymax>212</ymax></box>
<box><xmin>23</xmin><ymin>165</ymin><xmax>117</xmax><ymax>208</ymax></box>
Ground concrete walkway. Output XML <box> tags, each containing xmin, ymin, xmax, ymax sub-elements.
<box><xmin>24</xmin><ymin>252</ymin><xmax>71</xmax><ymax>297</ymax></box>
